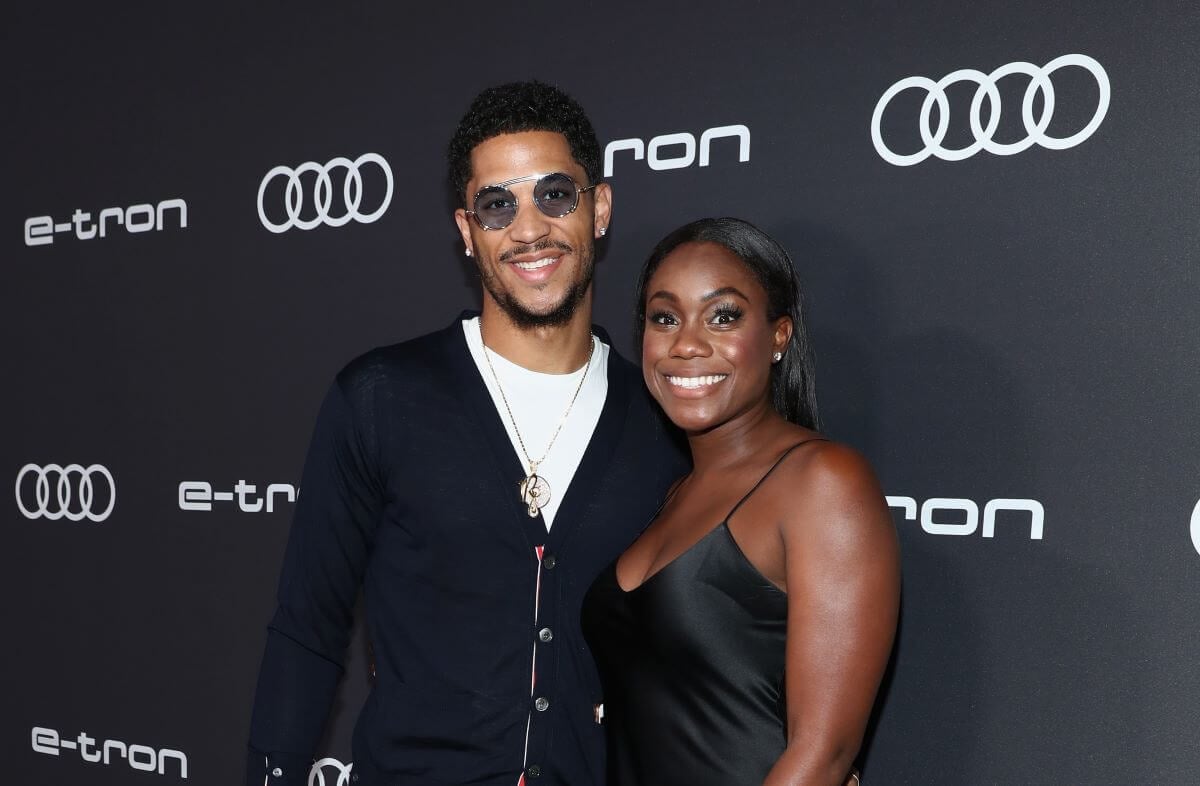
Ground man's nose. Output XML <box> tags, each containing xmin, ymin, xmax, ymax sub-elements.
<box><xmin>506</xmin><ymin>193</ymin><xmax>552</xmax><ymax>245</ymax></box>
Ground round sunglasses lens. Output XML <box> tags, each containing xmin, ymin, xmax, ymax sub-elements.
<box><xmin>534</xmin><ymin>173</ymin><xmax>579</xmax><ymax>217</ymax></box>
<box><xmin>474</xmin><ymin>187</ymin><xmax>517</xmax><ymax>228</ymax></box>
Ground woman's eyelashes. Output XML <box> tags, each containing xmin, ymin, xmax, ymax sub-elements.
<box><xmin>647</xmin><ymin>303</ymin><xmax>744</xmax><ymax>328</ymax></box>
<box><xmin>709</xmin><ymin>303</ymin><xmax>743</xmax><ymax>325</ymax></box>
<box><xmin>648</xmin><ymin>310</ymin><xmax>679</xmax><ymax>326</ymax></box>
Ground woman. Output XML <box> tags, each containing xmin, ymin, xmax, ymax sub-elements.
<box><xmin>583</xmin><ymin>218</ymin><xmax>899</xmax><ymax>786</ymax></box>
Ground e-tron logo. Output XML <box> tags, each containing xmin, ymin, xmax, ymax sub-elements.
<box><xmin>178</xmin><ymin>480</ymin><xmax>297</xmax><ymax>512</ymax></box>
<box><xmin>604</xmin><ymin>125</ymin><xmax>750</xmax><ymax>177</ymax></box>
<box><xmin>871</xmin><ymin>54</ymin><xmax>1110</xmax><ymax>166</ymax></box>
<box><xmin>1190</xmin><ymin>499</ymin><xmax>1200</xmax><ymax>557</ymax></box>
<box><xmin>309</xmin><ymin>757</ymin><xmax>353</xmax><ymax>786</ymax></box>
<box><xmin>16</xmin><ymin>463</ymin><xmax>115</xmax><ymax>522</ymax></box>
<box><xmin>32</xmin><ymin>726</ymin><xmax>187</xmax><ymax>779</ymax></box>
<box><xmin>25</xmin><ymin>198</ymin><xmax>187</xmax><ymax>247</ymax></box>
<box><xmin>257</xmin><ymin>153</ymin><xmax>393</xmax><ymax>233</ymax></box>
<box><xmin>887</xmin><ymin>496</ymin><xmax>1044</xmax><ymax>539</ymax></box>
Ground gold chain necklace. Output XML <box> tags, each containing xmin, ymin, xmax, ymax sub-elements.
<box><xmin>478</xmin><ymin>319</ymin><xmax>595</xmax><ymax>518</ymax></box>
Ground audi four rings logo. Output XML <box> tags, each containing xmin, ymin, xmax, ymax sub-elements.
<box><xmin>16</xmin><ymin>463</ymin><xmax>116</xmax><ymax>522</ymax></box>
<box><xmin>309</xmin><ymin>758</ymin><xmax>353</xmax><ymax>786</ymax></box>
<box><xmin>257</xmin><ymin>153</ymin><xmax>393</xmax><ymax>233</ymax></box>
<box><xmin>871</xmin><ymin>53</ymin><xmax>1110</xmax><ymax>166</ymax></box>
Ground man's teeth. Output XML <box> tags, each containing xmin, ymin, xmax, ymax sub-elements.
<box><xmin>667</xmin><ymin>375</ymin><xmax>728</xmax><ymax>389</ymax></box>
<box><xmin>513</xmin><ymin>256</ymin><xmax>559</xmax><ymax>271</ymax></box>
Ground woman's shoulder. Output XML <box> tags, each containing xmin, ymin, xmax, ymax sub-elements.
<box><xmin>767</xmin><ymin>434</ymin><xmax>888</xmax><ymax>527</ymax></box>
<box><xmin>779</xmin><ymin>435</ymin><xmax>875</xmax><ymax>484</ymax></box>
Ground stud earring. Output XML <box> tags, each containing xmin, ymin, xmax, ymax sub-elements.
<box><xmin>598</xmin><ymin>227</ymin><xmax>607</xmax><ymax>237</ymax></box>
<box><xmin>465</xmin><ymin>248</ymin><xmax>472</xmax><ymax>257</ymax></box>
<box><xmin>772</xmin><ymin>351</ymin><xmax>783</xmax><ymax>362</ymax></box>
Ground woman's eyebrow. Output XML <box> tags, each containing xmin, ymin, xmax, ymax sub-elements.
<box><xmin>701</xmin><ymin>286</ymin><xmax>749</xmax><ymax>302</ymax></box>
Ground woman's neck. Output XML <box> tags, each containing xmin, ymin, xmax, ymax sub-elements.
<box><xmin>685</xmin><ymin>400</ymin><xmax>791</xmax><ymax>475</ymax></box>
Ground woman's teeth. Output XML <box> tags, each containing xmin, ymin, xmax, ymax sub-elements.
<box><xmin>667</xmin><ymin>375</ymin><xmax>728</xmax><ymax>389</ymax></box>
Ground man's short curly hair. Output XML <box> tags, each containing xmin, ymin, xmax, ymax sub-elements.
<box><xmin>447</xmin><ymin>81</ymin><xmax>602</xmax><ymax>204</ymax></box>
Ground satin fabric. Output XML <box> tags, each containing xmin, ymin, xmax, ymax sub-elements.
<box><xmin>582</xmin><ymin>441</ymin><xmax>824</xmax><ymax>785</ymax></box>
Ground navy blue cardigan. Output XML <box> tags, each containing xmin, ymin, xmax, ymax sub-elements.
<box><xmin>248</xmin><ymin>315</ymin><xmax>687</xmax><ymax>785</ymax></box>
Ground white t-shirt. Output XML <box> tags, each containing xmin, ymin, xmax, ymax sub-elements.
<box><xmin>463</xmin><ymin>317</ymin><xmax>609</xmax><ymax>530</ymax></box>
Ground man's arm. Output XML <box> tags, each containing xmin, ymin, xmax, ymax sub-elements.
<box><xmin>247</xmin><ymin>372</ymin><xmax>384</xmax><ymax>785</ymax></box>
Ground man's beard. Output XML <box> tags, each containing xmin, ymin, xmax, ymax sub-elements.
<box><xmin>478</xmin><ymin>240</ymin><xmax>594</xmax><ymax>329</ymax></box>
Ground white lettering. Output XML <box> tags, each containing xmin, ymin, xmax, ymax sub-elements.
<box><xmin>128</xmin><ymin>744</ymin><xmax>156</xmax><ymax>772</ymax></box>
<box><xmin>99</xmin><ymin>206</ymin><xmax>124</xmax><ymax>237</ymax></box>
<box><xmin>31</xmin><ymin>726</ymin><xmax>187</xmax><ymax>779</ymax></box>
<box><xmin>647</xmin><ymin>132</ymin><xmax>696</xmax><ymax>171</ymax></box>
<box><xmin>922</xmin><ymin>497</ymin><xmax>979</xmax><ymax>536</ymax></box>
<box><xmin>885</xmin><ymin>495</ymin><xmax>917</xmax><ymax>520</ymax></box>
<box><xmin>125</xmin><ymin>204</ymin><xmax>156</xmax><ymax>233</ymax></box>
<box><xmin>24</xmin><ymin>216</ymin><xmax>54</xmax><ymax>246</ymax></box>
<box><xmin>603</xmin><ymin>138</ymin><xmax>644</xmax><ymax>178</ymax></box>
<box><xmin>159</xmin><ymin>748</ymin><xmax>189</xmax><ymax>778</ymax></box>
<box><xmin>157</xmin><ymin>198</ymin><xmax>188</xmax><ymax>230</ymax></box>
<box><xmin>78</xmin><ymin>732</ymin><xmax>101</xmax><ymax>762</ymax></box>
<box><xmin>73</xmin><ymin>208</ymin><xmax>97</xmax><ymax>240</ymax></box>
<box><xmin>604</xmin><ymin>125</ymin><xmax>751</xmax><ymax>177</ymax></box>
<box><xmin>266</xmin><ymin>482</ymin><xmax>297</xmax><ymax>512</ymax></box>
<box><xmin>103</xmin><ymin>738</ymin><xmax>127</xmax><ymax>763</ymax></box>
<box><xmin>698</xmin><ymin>124</ymin><xmax>751</xmax><ymax>166</ymax></box>
<box><xmin>982</xmin><ymin>498</ymin><xmax>1044</xmax><ymax>540</ymax></box>
<box><xmin>235</xmin><ymin>479</ymin><xmax>263</xmax><ymax>512</ymax></box>
<box><xmin>32</xmin><ymin>726</ymin><xmax>59</xmax><ymax>755</ymax></box>
<box><xmin>888</xmin><ymin>496</ymin><xmax>1044</xmax><ymax>540</ymax></box>
<box><xmin>178</xmin><ymin>481</ymin><xmax>213</xmax><ymax>512</ymax></box>
<box><xmin>179</xmin><ymin>480</ymin><xmax>297</xmax><ymax>513</ymax></box>
<box><xmin>23</xmin><ymin>198</ymin><xmax>187</xmax><ymax>246</ymax></box>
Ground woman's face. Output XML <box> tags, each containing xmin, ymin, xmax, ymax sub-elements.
<box><xmin>641</xmin><ymin>241</ymin><xmax>790</xmax><ymax>434</ymax></box>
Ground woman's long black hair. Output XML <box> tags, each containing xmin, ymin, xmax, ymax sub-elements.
<box><xmin>635</xmin><ymin>217</ymin><xmax>820</xmax><ymax>430</ymax></box>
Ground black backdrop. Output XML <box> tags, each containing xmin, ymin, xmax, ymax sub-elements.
<box><xmin>6</xmin><ymin>2</ymin><xmax>1199</xmax><ymax>784</ymax></box>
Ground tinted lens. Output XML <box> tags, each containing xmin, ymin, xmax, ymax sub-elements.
<box><xmin>534</xmin><ymin>173</ymin><xmax>579</xmax><ymax>217</ymax></box>
<box><xmin>474</xmin><ymin>186</ymin><xmax>518</xmax><ymax>228</ymax></box>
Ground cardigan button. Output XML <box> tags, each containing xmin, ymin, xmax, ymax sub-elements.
<box><xmin>527</xmin><ymin>764</ymin><xmax>542</xmax><ymax>778</ymax></box>
<box><xmin>538</xmin><ymin>627</ymin><xmax>553</xmax><ymax>643</ymax></box>
<box><xmin>542</xmin><ymin>553</ymin><xmax>557</xmax><ymax>570</ymax></box>
<box><xmin>534</xmin><ymin>696</ymin><xmax>550</xmax><ymax>712</ymax></box>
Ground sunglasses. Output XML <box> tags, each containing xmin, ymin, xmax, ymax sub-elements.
<box><xmin>466</xmin><ymin>172</ymin><xmax>598</xmax><ymax>230</ymax></box>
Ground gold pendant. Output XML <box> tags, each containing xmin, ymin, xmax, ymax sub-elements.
<box><xmin>518</xmin><ymin>473</ymin><xmax>552</xmax><ymax>518</ymax></box>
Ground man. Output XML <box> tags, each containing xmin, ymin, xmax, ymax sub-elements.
<box><xmin>247</xmin><ymin>81</ymin><xmax>687</xmax><ymax>786</ymax></box>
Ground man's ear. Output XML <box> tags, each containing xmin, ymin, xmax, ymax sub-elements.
<box><xmin>592</xmin><ymin>182</ymin><xmax>612</xmax><ymax>238</ymax></box>
<box><xmin>454</xmin><ymin>209</ymin><xmax>475</xmax><ymax>257</ymax></box>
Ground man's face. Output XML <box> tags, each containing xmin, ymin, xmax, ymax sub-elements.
<box><xmin>454</xmin><ymin>131</ymin><xmax>612</xmax><ymax>328</ymax></box>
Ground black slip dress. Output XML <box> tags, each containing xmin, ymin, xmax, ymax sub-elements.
<box><xmin>582</xmin><ymin>439</ymin><xmax>827</xmax><ymax>786</ymax></box>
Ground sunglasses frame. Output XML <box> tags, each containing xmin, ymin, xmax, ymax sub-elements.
<box><xmin>465</xmin><ymin>172</ymin><xmax>599</xmax><ymax>231</ymax></box>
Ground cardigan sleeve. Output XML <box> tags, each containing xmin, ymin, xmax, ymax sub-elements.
<box><xmin>246</xmin><ymin>370</ymin><xmax>384</xmax><ymax>785</ymax></box>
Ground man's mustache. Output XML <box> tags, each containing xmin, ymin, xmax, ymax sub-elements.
<box><xmin>498</xmin><ymin>239</ymin><xmax>574</xmax><ymax>263</ymax></box>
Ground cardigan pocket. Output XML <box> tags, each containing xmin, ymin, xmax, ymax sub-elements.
<box><xmin>360</xmin><ymin>681</ymin><xmax>526</xmax><ymax>781</ymax></box>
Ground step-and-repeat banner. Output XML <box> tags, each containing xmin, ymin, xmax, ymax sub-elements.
<box><xmin>6</xmin><ymin>2</ymin><xmax>1198</xmax><ymax>784</ymax></box>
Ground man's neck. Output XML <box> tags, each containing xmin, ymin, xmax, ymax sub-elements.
<box><xmin>478</xmin><ymin>298</ymin><xmax>595</xmax><ymax>374</ymax></box>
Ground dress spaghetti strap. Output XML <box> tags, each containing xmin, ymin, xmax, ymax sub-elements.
<box><xmin>725</xmin><ymin>438</ymin><xmax>829</xmax><ymax>521</ymax></box>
